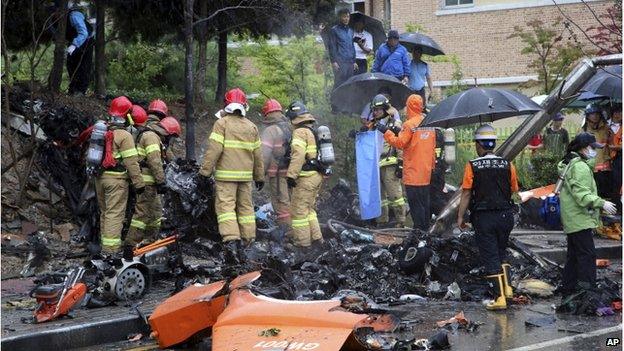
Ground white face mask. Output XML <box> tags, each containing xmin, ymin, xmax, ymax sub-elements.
<box><xmin>586</xmin><ymin>147</ymin><xmax>597</xmax><ymax>159</ymax></box>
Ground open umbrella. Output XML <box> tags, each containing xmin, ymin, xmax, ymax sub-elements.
<box><xmin>422</xmin><ymin>88</ymin><xmax>542</xmax><ymax>128</ymax></box>
<box><xmin>330</xmin><ymin>72</ymin><xmax>413</xmax><ymax>114</ymax></box>
<box><xmin>580</xmin><ymin>64</ymin><xmax>622</xmax><ymax>100</ymax></box>
<box><xmin>349</xmin><ymin>12</ymin><xmax>386</xmax><ymax>51</ymax></box>
<box><xmin>399</xmin><ymin>32</ymin><xmax>445</xmax><ymax>56</ymax></box>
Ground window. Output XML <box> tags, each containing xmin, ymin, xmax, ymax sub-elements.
<box><xmin>384</xmin><ymin>0</ymin><xmax>392</xmax><ymax>23</ymax></box>
<box><xmin>353</xmin><ymin>0</ymin><xmax>365</xmax><ymax>13</ymax></box>
<box><xmin>444</xmin><ymin>0</ymin><xmax>473</xmax><ymax>6</ymax></box>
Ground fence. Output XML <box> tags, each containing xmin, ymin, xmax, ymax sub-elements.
<box><xmin>454</xmin><ymin>124</ymin><xmax>581</xmax><ymax>147</ymax></box>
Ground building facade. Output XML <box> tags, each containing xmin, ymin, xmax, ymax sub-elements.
<box><xmin>353</xmin><ymin>0</ymin><xmax>613</xmax><ymax>90</ymax></box>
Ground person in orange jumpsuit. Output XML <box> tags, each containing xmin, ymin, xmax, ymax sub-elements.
<box><xmin>377</xmin><ymin>94</ymin><xmax>436</xmax><ymax>231</ymax></box>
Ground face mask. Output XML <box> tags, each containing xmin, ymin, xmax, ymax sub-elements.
<box><xmin>586</xmin><ymin>147</ymin><xmax>597</xmax><ymax>159</ymax></box>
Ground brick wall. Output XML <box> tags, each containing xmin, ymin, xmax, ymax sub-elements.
<box><xmin>378</xmin><ymin>0</ymin><xmax>613</xmax><ymax>82</ymax></box>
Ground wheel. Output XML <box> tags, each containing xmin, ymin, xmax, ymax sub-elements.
<box><xmin>114</xmin><ymin>268</ymin><xmax>146</xmax><ymax>300</ymax></box>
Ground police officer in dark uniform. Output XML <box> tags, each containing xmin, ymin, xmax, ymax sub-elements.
<box><xmin>456</xmin><ymin>125</ymin><xmax>519</xmax><ymax>310</ymax></box>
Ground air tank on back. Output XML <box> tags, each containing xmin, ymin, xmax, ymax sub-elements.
<box><xmin>316</xmin><ymin>125</ymin><xmax>335</xmax><ymax>165</ymax></box>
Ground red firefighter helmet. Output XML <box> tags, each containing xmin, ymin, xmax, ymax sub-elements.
<box><xmin>224</xmin><ymin>88</ymin><xmax>247</xmax><ymax>106</ymax></box>
<box><xmin>148</xmin><ymin>99</ymin><xmax>168</xmax><ymax>117</ymax></box>
<box><xmin>262</xmin><ymin>99</ymin><xmax>282</xmax><ymax>116</ymax></box>
<box><xmin>130</xmin><ymin>105</ymin><xmax>148</xmax><ymax>125</ymax></box>
<box><xmin>159</xmin><ymin>116</ymin><xmax>181</xmax><ymax>137</ymax></box>
<box><xmin>223</xmin><ymin>88</ymin><xmax>248</xmax><ymax>116</ymax></box>
<box><xmin>109</xmin><ymin>96</ymin><xmax>133</xmax><ymax>117</ymax></box>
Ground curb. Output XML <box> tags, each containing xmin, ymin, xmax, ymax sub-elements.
<box><xmin>1</xmin><ymin>314</ymin><xmax>145</xmax><ymax>351</ymax></box>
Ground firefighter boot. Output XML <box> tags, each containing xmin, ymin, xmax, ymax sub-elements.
<box><xmin>485</xmin><ymin>274</ymin><xmax>507</xmax><ymax>310</ymax></box>
<box><xmin>223</xmin><ymin>240</ymin><xmax>241</xmax><ymax>265</ymax></box>
<box><xmin>501</xmin><ymin>263</ymin><xmax>514</xmax><ymax>299</ymax></box>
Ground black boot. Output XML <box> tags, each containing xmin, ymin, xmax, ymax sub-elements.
<box><xmin>223</xmin><ymin>240</ymin><xmax>241</xmax><ymax>265</ymax></box>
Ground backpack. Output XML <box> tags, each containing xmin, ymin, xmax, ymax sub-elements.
<box><xmin>281</xmin><ymin>124</ymin><xmax>332</xmax><ymax>175</ymax></box>
<box><xmin>275</xmin><ymin>121</ymin><xmax>293</xmax><ymax>170</ymax></box>
<box><xmin>539</xmin><ymin>158</ymin><xmax>574</xmax><ymax>228</ymax></box>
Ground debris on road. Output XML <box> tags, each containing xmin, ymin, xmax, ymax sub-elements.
<box><xmin>516</xmin><ymin>279</ymin><xmax>556</xmax><ymax>298</ymax></box>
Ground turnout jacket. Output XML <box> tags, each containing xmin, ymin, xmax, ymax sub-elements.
<box><xmin>200</xmin><ymin>113</ymin><xmax>264</xmax><ymax>182</ymax></box>
<box><xmin>136</xmin><ymin>128</ymin><xmax>165</xmax><ymax>185</ymax></box>
<box><xmin>287</xmin><ymin>114</ymin><xmax>318</xmax><ymax>179</ymax></box>
<box><xmin>102</xmin><ymin>128</ymin><xmax>145</xmax><ymax>189</ymax></box>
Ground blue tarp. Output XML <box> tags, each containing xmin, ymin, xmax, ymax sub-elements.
<box><xmin>356</xmin><ymin>131</ymin><xmax>382</xmax><ymax>220</ymax></box>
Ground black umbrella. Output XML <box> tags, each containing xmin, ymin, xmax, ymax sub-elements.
<box><xmin>422</xmin><ymin>88</ymin><xmax>542</xmax><ymax>128</ymax></box>
<box><xmin>330</xmin><ymin>72</ymin><xmax>413</xmax><ymax>114</ymax></box>
<box><xmin>399</xmin><ymin>32</ymin><xmax>445</xmax><ymax>56</ymax></box>
<box><xmin>581</xmin><ymin>64</ymin><xmax>622</xmax><ymax>100</ymax></box>
<box><xmin>349</xmin><ymin>11</ymin><xmax>386</xmax><ymax>51</ymax></box>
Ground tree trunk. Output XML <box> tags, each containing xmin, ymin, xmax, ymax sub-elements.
<box><xmin>48</xmin><ymin>0</ymin><xmax>69</xmax><ymax>92</ymax></box>
<box><xmin>184</xmin><ymin>0</ymin><xmax>195</xmax><ymax>160</ymax></box>
<box><xmin>194</xmin><ymin>0</ymin><xmax>208</xmax><ymax>105</ymax></box>
<box><xmin>94</xmin><ymin>0</ymin><xmax>106</xmax><ymax>97</ymax></box>
<box><xmin>214</xmin><ymin>29</ymin><xmax>227</xmax><ymax>102</ymax></box>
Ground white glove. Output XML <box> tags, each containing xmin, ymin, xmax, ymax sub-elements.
<box><xmin>66</xmin><ymin>45</ymin><xmax>76</xmax><ymax>55</ymax></box>
<box><xmin>602</xmin><ymin>201</ymin><xmax>617</xmax><ymax>215</ymax></box>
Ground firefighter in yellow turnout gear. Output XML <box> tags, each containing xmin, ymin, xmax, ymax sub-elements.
<box><xmin>127</xmin><ymin>112</ymin><xmax>181</xmax><ymax>246</ymax></box>
<box><xmin>260</xmin><ymin>99</ymin><xmax>292</xmax><ymax>229</ymax></box>
<box><xmin>368</xmin><ymin>94</ymin><xmax>406</xmax><ymax>227</ymax></box>
<box><xmin>199</xmin><ymin>88</ymin><xmax>264</xmax><ymax>260</ymax></box>
<box><xmin>285</xmin><ymin>102</ymin><xmax>324</xmax><ymax>247</ymax></box>
<box><xmin>96</xmin><ymin>96</ymin><xmax>145</xmax><ymax>255</ymax></box>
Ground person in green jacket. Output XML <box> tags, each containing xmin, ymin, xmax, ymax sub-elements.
<box><xmin>558</xmin><ymin>132</ymin><xmax>617</xmax><ymax>296</ymax></box>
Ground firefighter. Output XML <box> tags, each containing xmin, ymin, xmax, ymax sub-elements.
<box><xmin>379</xmin><ymin>94</ymin><xmax>436</xmax><ymax>231</ymax></box>
<box><xmin>456</xmin><ymin>125</ymin><xmax>519</xmax><ymax>310</ymax></box>
<box><xmin>260</xmin><ymin>99</ymin><xmax>292</xmax><ymax>231</ymax></box>
<box><xmin>127</xmin><ymin>111</ymin><xmax>181</xmax><ymax>247</ymax></box>
<box><xmin>198</xmin><ymin>88</ymin><xmax>264</xmax><ymax>262</ymax></box>
<box><xmin>96</xmin><ymin>96</ymin><xmax>145</xmax><ymax>256</ymax></box>
<box><xmin>146</xmin><ymin>99</ymin><xmax>168</xmax><ymax>127</ymax></box>
<box><xmin>285</xmin><ymin>101</ymin><xmax>324</xmax><ymax>248</ymax></box>
<box><xmin>366</xmin><ymin>94</ymin><xmax>405</xmax><ymax>227</ymax></box>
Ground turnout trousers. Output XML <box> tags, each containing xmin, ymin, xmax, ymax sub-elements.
<box><xmin>95</xmin><ymin>176</ymin><xmax>129</xmax><ymax>253</ymax></box>
<box><xmin>215</xmin><ymin>180</ymin><xmax>256</xmax><ymax>242</ymax></box>
<box><xmin>561</xmin><ymin>228</ymin><xmax>597</xmax><ymax>294</ymax></box>
<box><xmin>127</xmin><ymin>185</ymin><xmax>162</xmax><ymax>246</ymax></box>
<box><xmin>268</xmin><ymin>175</ymin><xmax>291</xmax><ymax>227</ymax></box>
<box><xmin>471</xmin><ymin>209</ymin><xmax>514</xmax><ymax>275</ymax></box>
<box><xmin>290</xmin><ymin>172</ymin><xmax>323</xmax><ymax>247</ymax></box>
<box><xmin>379</xmin><ymin>166</ymin><xmax>406</xmax><ymax>224</ymax></box>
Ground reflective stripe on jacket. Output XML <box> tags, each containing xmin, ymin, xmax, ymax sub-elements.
<box><xmin>137</xmin><ymin>129</ymin><xmax>165</xmax><ymax>185</ymax></box>
<box><xmin>287</xmin><ymin>116</ymin><xmax>318</xmax><ymax>179</ymax></box>
<box><xmin>200</xmin><ymin>113</ymin><xmax>264</xmax><ymax>182</ymax></box>
<box><xmin>101</xmin><ymin>128</ymin><xmax>145</xmax><ymax>189</ymax></box>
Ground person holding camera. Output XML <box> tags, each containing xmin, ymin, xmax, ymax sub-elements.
<box><xmin>353</xmin><ymin>19</ymin><xmax>372</xmax><ymax>75</ymax></box>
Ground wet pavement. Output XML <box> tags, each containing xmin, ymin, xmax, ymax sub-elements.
<box><xmin>73</xmin><ymin>299</ymin><xmax>622</xmax><ymax>351</ymax></box>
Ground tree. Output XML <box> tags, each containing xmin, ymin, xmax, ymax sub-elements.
<box><xmin>94</xmin><ymin>0</ymin><xmax>106</xmax><ymax>96</ymax></box>
<box><xmin>48</xmin><ymin>0</ymin><xmax>68</xmax><ymax>92</ymax></box>
<box><xmin>509</xmin><ymin>19</ymin><xmax>583</xmax><ymax>94</ymax></box>
<box><xmin>586</xmin><ymin>0</ymin><xmax>622</xmax><ymax>55</ymax></box>
<box><xmin>184</xmin><ymin>0</ymin><xmax>196</xmax><ymax>160</ymax></box>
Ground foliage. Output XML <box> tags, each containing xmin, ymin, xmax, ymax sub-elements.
<box><xmin>586</xmin><ymin>0</ymin><xmax>622</xmax><ymax>55</ymax></box>
<box><xmin>404</xmin><ymin>23</ymin><xmax>426</xmax><ymax>33</ymax></box>
<box><xmin>108</xmin><ymin>41</ymin><xmax>173</xmax><ymax>92</ymax></box>
<box><xmin>4</xmin><ymin>0</ymin><xmax>55</xmax><ymax>51</ymax></box>
<box><xmin>242</xmin><ymin>36</ymin><xmax>328</xmax><ymax>109</ymax></box>
<box><xmin>509</xmin><ymin>19</ymin><xmax>584</xmax><ymax>94</ymax></box>
<box><xmin>515</xmin><ymin>150</ymin><xmax>560</xmax><ymax>190</ymax></box>
<box><xmin>446</xmin><ymin>144</ymin><xmax>476</xmax><ymax>186</ymax></box>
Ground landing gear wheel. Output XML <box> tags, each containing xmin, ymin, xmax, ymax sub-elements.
<box><xmin>115</xmin><ymin>268</ymin><xmax>146</xmax><ymax>300</ymax></box>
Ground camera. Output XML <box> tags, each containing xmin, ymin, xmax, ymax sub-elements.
<box><xmin>353</xmin><ymin>37</ymin><xmax>364</xmax><ymax>43</ymax></box>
